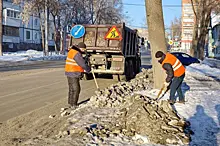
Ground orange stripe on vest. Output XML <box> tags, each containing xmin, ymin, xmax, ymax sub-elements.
<box><xmin>162</xmin><ymin>53</ymin><xmax>185</xmax><ymax>77</ymax></box>
<box><xmin>65</xmin><ymin>49</ymin><xmax>84</xmax><ymax>73</ymax></box>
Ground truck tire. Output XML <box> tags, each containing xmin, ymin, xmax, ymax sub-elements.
<box><xmin>125</xmin><ymin>59</ymin><xmax>130</xmax><ymax>81</ymax></box>
<box><xmin>136</xmin><ymin>57</ymin><xmax>141</xmax><ymax>74</ymax></box>
<box><xmin>125</xmin><ymin>59</ymin><xmax>135</xmax><ymax>81</ymax></box>
<box><xmin>130</xmin><ymin>59</ymin><xmax>135</xmax><ymax>79</ymax></box>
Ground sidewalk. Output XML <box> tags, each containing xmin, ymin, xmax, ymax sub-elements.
<box><xmin>139</xmin><ymin>63</ymin><xmax>220</xmax><ymax>145</ymax></box>
<box><xmin>203</xmin><ymin>58</ymin><xmax>220</xmax><ymax>69</ymax></box>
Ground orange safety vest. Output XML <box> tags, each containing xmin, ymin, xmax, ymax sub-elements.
<box><xmin>162</xmin><ymin>53</ymin><xmax>185</xmax><ymax>77</ymax></box>
<box><xmin>65</xmin><ymin>49</ymin><xmax>84</xmax><ymax>73</ymax></box>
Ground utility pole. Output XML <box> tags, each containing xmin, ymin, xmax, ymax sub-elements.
<box><xmin>44</xmin><ymin>0</ymin><xmax>49</xmax><ymax>56</ymax></box>
<box><xmin>0</xmin><ymin>0</ymin><xmax>3</xmax><ymax>56</ymax></box>
<box><xmin>145</xmin><ymin>0</ymin><xmax>167</xmax><ymax>89</ymax></box>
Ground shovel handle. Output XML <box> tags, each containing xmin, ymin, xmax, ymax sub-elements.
<box><xmin>91</xmin><ymin>68</ymin><xmax>100</xmax><ymax>90</ymax></box>
<box><xmin>157</xmin><ymin>84</ymin><xmax>165</xmax><ymax>99</ymax></box>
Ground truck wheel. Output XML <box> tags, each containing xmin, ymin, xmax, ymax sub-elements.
<box><xmin>125</xmin><ymin>59</ymin><xmax>130</xmax><ymax>81</ymax></box>
<box><xmin>136</xmin><ymin>57</ymin><xmax>141</xmax><ymax>74</ymax></box>
<box><xmin>129</xmin><ymin>59</ymin><xmax>135</xmax><ymax>79</ymax></box>
<box><xmin>125</xmin><ymin>59</ymin><xmax>135</xmax><ymax>81</ymax></box>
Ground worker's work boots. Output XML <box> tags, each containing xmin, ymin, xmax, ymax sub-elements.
<box><xmin>177</xmin><ymin>100</ymin><xmax>185</xmax><ymax>104</ymax></box>
<box><xmin>167</xmin><ymin>99</ymin><xmax>175</xmax><ymax>104</ymax></box>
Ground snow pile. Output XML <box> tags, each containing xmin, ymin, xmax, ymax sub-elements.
<box><xmin>203</xmin><ymin>58</ymin><xmax>220</xmax><ymax>69</ymax></box>
<box><xmin>50</xmin><ymin>69</ymin><xmax>191</xmax><ymax>145</ymax></box>
<box><xmin>88</xmin><ymin>68</ymin><xmax>153</xmax><ymax>108</ymax></box>
<box><xmin>0</xmin><ymin>50</ymin><xmax>66</xmax><ymax>63</ymax></box>
<box><xmin>187</xmin><ymin>63</ymin><xmax>220</xmax><ymax>81</ymax></box>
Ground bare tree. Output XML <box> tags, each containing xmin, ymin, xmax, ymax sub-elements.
<box><xmin>190</xmin><ymin>0</ymin><xmax>220</xmax><ymax>60</ymax></box>
<box><xmin>170</xmin><ymin>17</ymin><xmax>182</xmax><ymax>41</ymax></box>
<box><xmin>49</xmin><ymin>0</ymin><xmax>61</xmax><ymax>54</ymax></box>
<box><xmin>44</xmin><ymin>0</ymin><xmax>49</xmax><ymax>56</ymax></box>
<box><xmin>14</xmin><ymin>0</ymin><xmax>47</xmax><ymax>55</ymax></box>
<box><xmin>145</xmin><ymin>0</ymin><xmax>166</xmax><ymax>89</ymax></box>
<box><xmin>0</xmin><ymin>0</ymin><xmax>2</xmax><ymax>56</ymax></box>
<box><xmin>14</xmin><ymin>0</ymin><xmax>124</xmax><ymax>55</ymax></box>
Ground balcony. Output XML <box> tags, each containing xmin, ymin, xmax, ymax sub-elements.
<box><xmin>3</xmin><ymin>8</ymin><xmax>21</xmax><ymax>27</ymax></box>
<box><xmin>3</xmin><ymin>35</ymin><xmax>20</xmax><ymax>43</ymax></box>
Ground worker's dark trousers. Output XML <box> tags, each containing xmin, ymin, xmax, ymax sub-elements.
<box><xmin>170</xmin><ymin>73</ymin><xmax>185</xmax><ymax>101</ymax></box>
<box><xmin>67</xmin><ymin>76</ymin><xmax>81</xmax><ymax>106</ymax></box>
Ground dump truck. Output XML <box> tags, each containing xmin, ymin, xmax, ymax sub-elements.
<box><xmin>69</xmin><ymin>23</ymin><xmax>142</xmax><ymax>81</ymax></box>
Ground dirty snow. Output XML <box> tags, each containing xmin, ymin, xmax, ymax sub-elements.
<box><xmin>138</xmin><ymin>63</ymin><xmax>220</xmax><ymax>146</ymax></box>
<box><xmin>1</xmin><ymin>50</ymin><xmax>220</xmax><ymax>145</ymax></box>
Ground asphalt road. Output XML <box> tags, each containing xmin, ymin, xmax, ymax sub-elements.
<box><xmin>0</xmin><ymin>53</ymin><xmax>152</xmax><ymax>122</ymax></box>
<box><xmin>0</xmin><ymin>61</ymin><xmax>116</xmax><ymax>122</ymax></box>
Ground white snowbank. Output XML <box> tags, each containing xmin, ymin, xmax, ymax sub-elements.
<box><xmin>187</xmin><ymin>63</ymin><xmax>220</xmax><ymax>81</ymax></box>
<box><xmin>0</xmin><ymin>50</ymin><xmax>66</xmax><ymax>64</ymax></box>
<box><xmin>203</xmin><ymin>58</ymin><xmax>220</xmax><ymax>69</ymax></box>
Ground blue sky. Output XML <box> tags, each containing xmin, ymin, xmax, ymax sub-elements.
<box><xmin>123</xmin><ymin>0</ymin><xmax>182</xmax><ymax>28</ymax></box>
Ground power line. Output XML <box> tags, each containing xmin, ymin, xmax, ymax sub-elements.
<box><xmin>128</xmin><ymin>25</ymin><xmax>211</xmax><ymax>30</ymax></box>
<box><xmin>122</xmin><ymin>3</ymin><xmax>197</xmax><ymax>7</ymax></box>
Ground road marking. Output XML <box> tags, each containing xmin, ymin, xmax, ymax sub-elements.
<box><xmin>0</xmin><ymin>81</ymin><xmax>63</xmax><ymax>99</ymax></box>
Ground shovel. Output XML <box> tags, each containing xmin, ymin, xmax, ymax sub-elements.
<box><xmin>156</xmin><ymin>83</ymin><xmax>169</xmax><ymax>101</ymax></box>
<box><xmin>91</xmin><ymin>68</ymin><xmax>100</xmax><ymax>91</ymax></box>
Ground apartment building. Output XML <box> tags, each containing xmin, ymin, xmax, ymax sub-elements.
<box><xmin>2</xmin><ymin>0</ymin><xmax>54</xmax><ymax>52</ymax></box>
<box><xmin>181</xmin><ymin>0</ymin><xmax>195</xmax><ymax>53</ymax></box>
<box><xmin>209</xmin><ymin>12</ymin><xmax>220</xmax><ymax>58</ymax></box>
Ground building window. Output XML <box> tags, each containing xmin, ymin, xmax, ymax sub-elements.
<box><xmin>3</xmin><ymin>25</ymin><xmax>19</xmax><ymax>37</ymax></box>
<box><xmin>26</xmin><ymin>31</ymin><xmax>31</xmax><ymax>40</ymax></box>
<box><xmin>51</xmin><ymin>33</ymin><xmax>54</xmax><ymax>39</ymax></box>
<box><xmin>34</xmin><ymin>32</ymin><xmax>38</xmax><ymax>39</ymax></box>
<box><xmin>6</xmin><ymin>9</ymin><xmax>20</xmax><ymax>19</ymax></box>
<box><xmin>34</xmin><ymin>19</ymin><xmax>38</xmax><ymax>26</ymax></box>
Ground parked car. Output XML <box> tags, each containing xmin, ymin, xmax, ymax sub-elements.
<box><xmin>171</xmin><ymin>52</ymin><xmax>200</xmax><ymax>66</ymax></box>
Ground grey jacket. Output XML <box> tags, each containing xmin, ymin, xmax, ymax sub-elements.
<box><xmin>158</xmin><ymin>55</ymin><xmax>174</xmax><ymax>83</ymax></box>
<box><xmin>65</xmin><ymin>51</ymin><xmax>91</xmax><ymax>78</ymax></box>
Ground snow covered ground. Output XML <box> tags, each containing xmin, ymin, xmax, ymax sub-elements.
<box><xmin>1</xmin><ymin>51</ymin><xmax>220</xmax><ymax>145</ymax></box>
<box><xmin>139</xmin><ymin>63</ymin><xmax>220</xmax><ymax>145</ymax></box>
<box><xmin>0</xmin><ymin>50</ymin><xmax>66</xmax><ymax>63</ymax></box>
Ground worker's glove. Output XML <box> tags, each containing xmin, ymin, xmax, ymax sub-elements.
<box><xmin>163</xmin><ymin>82</ymin><xmax>170</xmax><ymax>88</ymax></box>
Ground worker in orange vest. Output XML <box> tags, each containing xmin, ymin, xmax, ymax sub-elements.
<box><xmin>65</xmin><ymin>42</ymin><xmax>91</xmax><ymax>109</ymax></box>
<box><xmin>155</xmin><ymin>51</ymin><xmax>186</xmax><ymax>104</ymax></box>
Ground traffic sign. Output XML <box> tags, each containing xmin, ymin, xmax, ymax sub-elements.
<box><xmin>104</xmin><ymin>26</ymin><xmax>122</xmax><ymax>41</ymax></box>
<box><xmin>168</xmin><ymin>40</ymin><xmax>173</xmax><ymax>45</ymax></box>
<box><xmin>70</xmin><ymin>25</ymin><xmax>85</xmax><ymax>39</ymax></box>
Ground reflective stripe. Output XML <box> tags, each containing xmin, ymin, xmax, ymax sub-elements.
<box><xmin>173</xmin><ymin>63</ymin><xmax>182</xmax><ymax>71</ymax></box>
<box><xmin>67</xmin><ymin>57</ymin><xmax>76</xmax><ymax>62</ymax></box>
<box><xmin>172</xmin><ymin>59</ymin><xmax>179</xmax><ymax>68</ymax></box>
<box><xmin>66</xmin><ymin>62</ymin><xmax>78</xmax><ymax>66</ymax></box>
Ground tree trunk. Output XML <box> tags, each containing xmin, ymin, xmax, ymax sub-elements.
<box><xmin>38</xmin><ymin>12</ymin><xmax>45</xmax><ymax>55</ymax></box>
<box><xmin>52</xmin><ymin>15</ymin><xmax>59</xmax><ymax>54</ymax></box>
<box><xmin>44</xmin><ymin>0</ymin><xmax>49</xmax><ymax>56</ymax></box>
<box><xmin>63</xmin><ymin>26</ymin><xmax>67</xmax><ymax>55</ymax></box>
<box><xmin>190</xmin><ymin>23</ymin><xmax>198</xmax><ymax>57</ymax></box>
<box><xmin>196</xmin><ymin>10</ymin><xmax>211</xmax><ymax>60</ymax></box>
<box><xmin>0</xmin><ymin>0</ymin><xmax>3</xmax><ymax>56</ymax></box>
<box><xmin>60</xmin><ymin>30</ymin><xmax>64</xmax><ymax>55</ymax></box>
<box><xmin>145</xmin><ymin>0</ymin><xmax>167</xmax><ymax>89</ymax></box>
